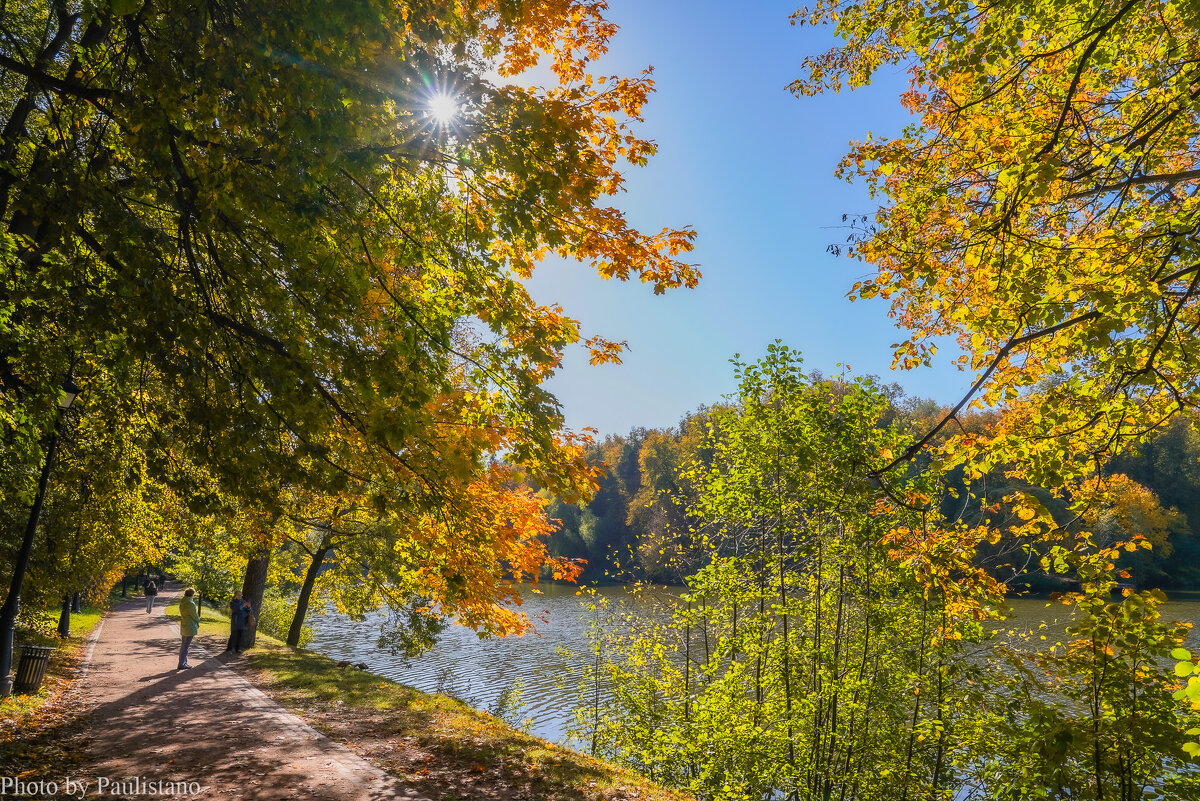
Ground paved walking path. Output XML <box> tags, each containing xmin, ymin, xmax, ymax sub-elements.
<box><xmin>76</xmin><ymin>588</ymin><xmax>426</xmax><ymax>800</ymax></box>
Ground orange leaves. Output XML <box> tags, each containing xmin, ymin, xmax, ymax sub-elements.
<box><xmin>883</xmin><ymin>521</ymin><xmax>1006</xmax><ymax>608</ymax></box>
<box><xmin>562</xmin><ymin>208</ymin><xmax>699</xmax><ymax>295</ymax></box>
<box><xmin>450</xmin><ymin>69</ymin><xmax>698</xmax><ymax>300</ymax></box>
<box><xmin>476</xmin><ymin>0</ymin><xmax>618</xmax><ymax>84</ymax></box>
<box><xmin>547</xmin><ymin>557</ymin><xmax>584</xmax><ymax>582</ymax></box>
<box><xmin>1073</xmin><ymin>473</ymin><xmax>1183</xmax><ymax>555</ymax></box>
<box><xmin>583</xmin><ymin>335</ymin><xmax>626</xmax><ymax>366</ymax></box>
<box><xmin>405</xmin><ymin>463</ymin><xmax>583</xmax><ymax>637</ymax></box>
<box><xmin>0</xmin><ymin>0</ymin><xmax>703</xmax><ymax>653</ymax></box>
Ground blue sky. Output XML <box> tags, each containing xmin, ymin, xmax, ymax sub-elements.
<box><xmin>523</xmin><ymin>0</ymin><xmax>966</xmax><ymax>437</ymax></box>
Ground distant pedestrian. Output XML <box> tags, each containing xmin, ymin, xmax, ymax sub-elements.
<box><xmin>178</xmin><ymin>588</ymin><xmax>199</xmax><ymax>669</ymax></box>
<box><xmin>144</xmin><ymin>579</ymin><xmax>158</xmax><ymax>614</ymax></box>
<box><xmin>225</xmin><ymin>592</ymin><xmax>248</xmax><ymax>654</ymax></box>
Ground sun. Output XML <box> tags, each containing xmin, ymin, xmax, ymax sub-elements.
<box><xmin>427</xmin><ymin>92</ymin><xmax>459</xmax><ymax>125</ymax></box>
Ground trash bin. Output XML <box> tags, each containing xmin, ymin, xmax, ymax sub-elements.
<box><xmin>13</xmin><ymin>645</ymin><xmax>54</xmax><ymax>694</ymax></box>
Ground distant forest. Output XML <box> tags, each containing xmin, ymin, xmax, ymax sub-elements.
<box><xmin>542</xmin><ymin>389</ymin><xmax>1200</xmax><ymax>590</ymax></box>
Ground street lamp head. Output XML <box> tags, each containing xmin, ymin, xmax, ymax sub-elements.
<box><xmin>58</xmin><ymin>377</ymin><xmax>79</xmax><ymax>411</ymax></box>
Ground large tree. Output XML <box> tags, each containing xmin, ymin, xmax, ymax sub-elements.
<box><xmin>794</xmin><ymin>7</ymin><xmax>1200</xmax><ymax>791</ymax></box>
<box><xmin>794</xmin><ymin>0</ymin><xmax>1200</xmax><ymax>484</ymax></box>
<box><xmin>0</xmin><ymin>2</ymin><xmax>695</xmax><ymax>620</ymax></box>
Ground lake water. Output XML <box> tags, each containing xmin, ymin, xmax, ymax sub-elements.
<box><xmin>307</xmin><ymin>583</ymin><xmax>630</xmax><ymax>744</ymax></box>
<box><xmin>306</xmin><ymin>585</ymin><xmax>1200</xmax><ymax>745</ymax></box>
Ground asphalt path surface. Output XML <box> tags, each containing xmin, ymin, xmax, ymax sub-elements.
<box><xmin>74</xmin><ymin>588</ymin><xmax>427</xmax><ymax>800</ymax></box>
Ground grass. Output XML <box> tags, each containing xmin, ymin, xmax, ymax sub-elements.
<box><xmin>163</xmin><ymin>597</ymin><xmax>257</xmax><ymax>638</ymax></box>
<box><xmin>240</xmin><ymin>643</ymin><xmax>688</xmax><ymax>801</ymax></box>
<box><xmin>0</xmin><ymin>605</ymin><xmax>105</xmax><ymax>720</ymax></box>
<box><xmin>163</xmin><ymin>597</ymin><xmax>290</xmax><ymax>651</ymax></box>
<box><xmin>164</xmin><ymin>601</ymin><xmax>688</xmax><ymax>801</ymax></box>
<box><xmin>3</xmin><ymin>581</ymin><xmax>162</xmax><ymax>721</ymax></box>
<box><xmin>0</xmin><ymin>591</ymin><xmax>149</xmax><ymax>780</ymax></box>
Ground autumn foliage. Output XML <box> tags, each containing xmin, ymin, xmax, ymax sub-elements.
<box><xmin>0</xmin><ymin>1</ymin><xmax>695</xmax><ymax>640</ymax></box>
<box><xmin>793</xmin><ymin>0</ymin><xmax>1200</xmax><ymax>487</ymax></box>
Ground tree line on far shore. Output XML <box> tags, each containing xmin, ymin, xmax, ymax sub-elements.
<box><xmin>545</xmin><ymin>392</ymin><xmax>1200</xmax><ymax>591</ymax></box>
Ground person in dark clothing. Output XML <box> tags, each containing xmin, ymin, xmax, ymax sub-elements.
<box><xmin>241</xmin><ymin>600</ymin><xmax>254</xmax><ymax>649</ymax></box>
<box><xmin>225</xmin><ymin>592</ymin><xmax>249</xmax><ymax>654</ymax></box>
<box><xmin>144</xmin><ymin>579</ymin><xmax>158</xmax><ymax>614</ymax></box>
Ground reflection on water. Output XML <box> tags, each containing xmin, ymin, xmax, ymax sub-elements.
<box><xmin>306</xmin><ymin>585</ymin><xmax>1200</xmax><ymax>745</ymax></box>
<box><xmin>1000</xmin><ymin>590</ymin><xmax>1200</xmax><ymax>649</ymax></box>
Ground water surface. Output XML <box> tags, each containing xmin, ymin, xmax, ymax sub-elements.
<box><xmin>306</xmin><ymin>585</ymin><xmax>1200</xmax><ymax>744</ymax></box>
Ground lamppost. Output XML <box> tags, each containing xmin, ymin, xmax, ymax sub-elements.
<box><xmin>0</xmin><ymin>377</ymin><xmax>78</xmax><ymax>696</ymax></box>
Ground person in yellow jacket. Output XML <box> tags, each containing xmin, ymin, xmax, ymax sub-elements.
<box><xmin>178</xmin><ymin>588</ymin><xmax>200</xmax><ymax>670</ymax></box>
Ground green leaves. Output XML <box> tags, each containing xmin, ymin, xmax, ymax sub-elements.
<box><xmin>1170</xmin><ymin>649</ymin><xmax>1200</xmax><ymax>759</ymax></box>
<box><xmin>572</xmin><ymin>349</ymin><xmax>977</xmax><ymax>800</ymax></box>
<box><xmin>108</xmin><ymin>0</ymin><xmax>143</xmax><ymax>16</ymax></box>
<box><xmin>802</xmin><ymin>0</ymin><xmax>1200</xmax><ymax>487</ymax></box>
<box><xmin>0</xmin><ymin>0</ymin><xmax>702</xmax><ymax>647</ymax></box>
<box><xmin>798</xmin><ymin>3</ymin><xmax>1200</xmax><ymax>779</ymax></box>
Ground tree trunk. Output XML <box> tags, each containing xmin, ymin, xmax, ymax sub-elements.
<box><xmin>287</xmin><ymin>547</ymin><xmax>328</xmax><ymax>647</ymax></box>
<box><xmin>241</xmin><ymin>552</ymin><xmax>270</xmax><ymax>648</ymax></box>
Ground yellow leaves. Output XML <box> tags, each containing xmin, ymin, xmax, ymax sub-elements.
<box><xmin>568</xmin><ymin>209</ymin><xmax>699</xmax><ymax>294</ymax></box>
<box><xmin>801</xmin><ymin>0</ymin><xmax>1200</xmax><ymax>495</ymax></box>
<box><xmin>1074</xmin><ymin>474</ymin><xmax>1181</xmax><ymax>553</ymax></box>
<box><xmin>480</xmin><ymin>0</ymin><xmax>616</xmax><ymax>84</ymax></box>
<box><xmin>399</xmin><ymin>458</ymin><xmax>588</xmax><ymax>636</ymax></box>
<box><xmin>883</xmin><ymin>522</ymin><xmax>1007</xmax><ymax>609</ymax></box>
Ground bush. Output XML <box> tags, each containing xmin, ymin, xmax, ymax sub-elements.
<box><xmin>255</xmin><ymin>588</ymin><xmax>310</xmax><ymax>647</ymax></box>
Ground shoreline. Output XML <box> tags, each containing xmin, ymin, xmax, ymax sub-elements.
<box><xmin>167</xmin><ymin>599</ymin><xmax>689</xmax><ymax>801</ymax></box>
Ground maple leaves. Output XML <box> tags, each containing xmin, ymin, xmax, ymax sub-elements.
<box><xmin>792</xmin><ymin>0</ymin><xmax>1200</xmax><ymax>587</ymax></box>
<box><xmin>796</xmin><ymin>0</ymin><xmax>1200</xmax><ymax>484</ymax></box>
<box><xmin>404</xmin><ymin>464</ymin><xmax>583</xmax><ymax>637</ymax></box>
<box><xmin>0</xmin><ymin>0</ymin><xmax>699</xmax><ymax>470</ymax></box>
<box><xmin>792</xmin><ymin>7</ymin><xmax>1200</xmax><ymax>783</ymax></box>
<box><xmin>0</xmin><ymin>1</ymin><xmax>696</xmax><ymax>638</ymax></box>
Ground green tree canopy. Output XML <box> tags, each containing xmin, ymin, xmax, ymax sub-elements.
<box><xmin>0</xmin><ymin>0</ymin><xmax>700</xmax><ymax>618</ymax></box>
<box><xmin>0</xmin><ymin>0</ymin><xmax>697</xmax><ymax>510</ymax></box>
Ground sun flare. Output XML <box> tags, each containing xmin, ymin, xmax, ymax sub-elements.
<box><xmin>428</xmin><ymin>92</ymin><xmax>459</xmax><ymax>125</ymax></box>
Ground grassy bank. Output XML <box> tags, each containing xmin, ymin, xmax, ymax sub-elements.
<box><xmin>164</xmin><ymin>596</ymin><xmax>250</xmax><ymax>641</ymax></box>
<box><xmin>0</xmin><ymin>592</ymin><xmax>128</xmax><ymax>783</ymax></box>
<box><xmin>166</xmin><ymin>601</ymin><xmax>688</xmax><ymax>801</ymax></box>
<box><xmin>1</xmin><ymin>604</ymin><xmax>105</xmax><ymax>719</ymax></box>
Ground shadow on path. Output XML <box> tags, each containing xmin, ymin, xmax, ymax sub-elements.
<box><xmin>74</xmin><ymin>587</ymin><xmax>425</xmax><ymax>800</ymax></box>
